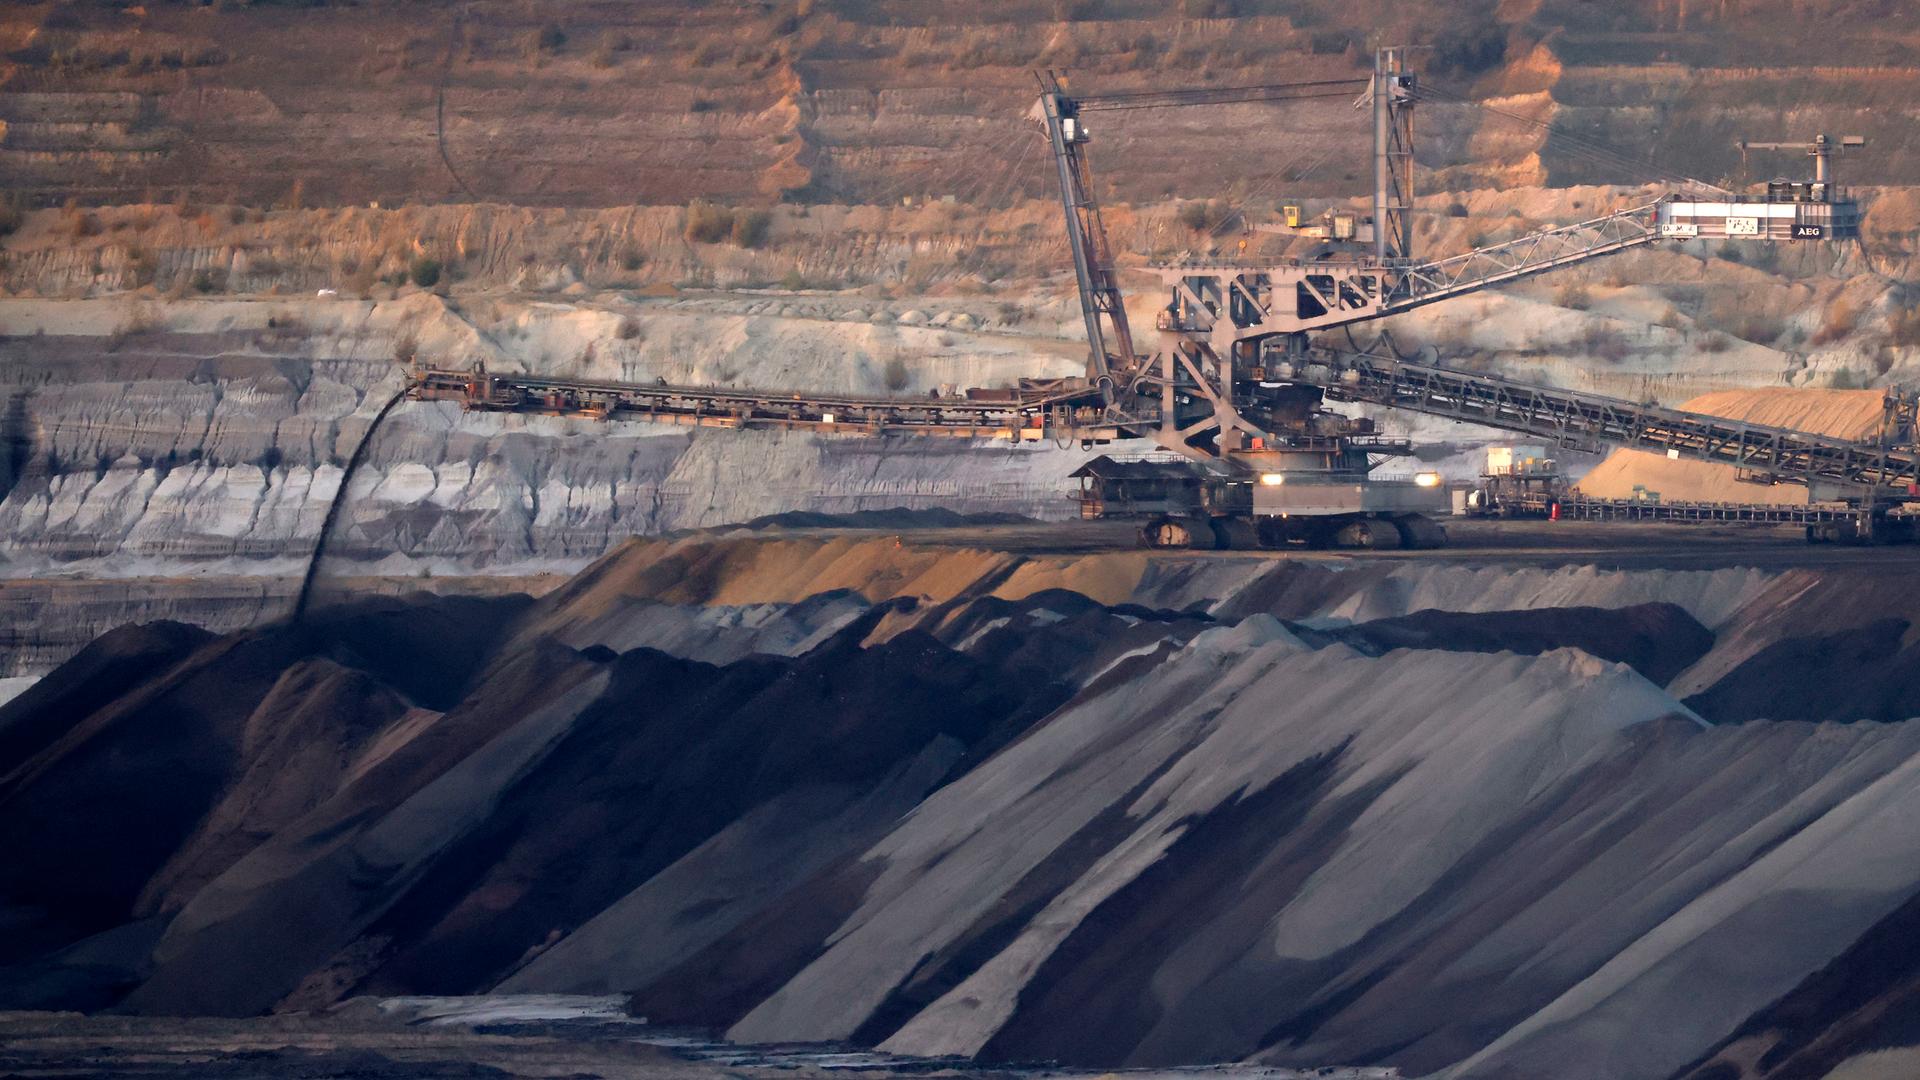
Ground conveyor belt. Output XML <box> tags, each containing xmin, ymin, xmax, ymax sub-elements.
<box><xmin>412</xmin><ymin>356</ymin><xmax>1919</xmax><ymax>498</ymax></box>
<box><xmin>1512</xmin><ymin>493</ymin><xmax>1895</xmax><ymax>525</ymax></box>
<box><xmin>408</xmin><ymin>366</ymin><xmax>1121</xmax><ymax>443</ymax></box>
<box><xmin>1309</xmin><ymin>350</ymin><xmax>1920</xmax><ymax>492</ymax></box>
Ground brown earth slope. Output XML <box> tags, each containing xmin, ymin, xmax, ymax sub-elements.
<box><xmin>6</xmin><ymin>1</ymin><xmax>1920</xmax><ymax>208</ymax></box>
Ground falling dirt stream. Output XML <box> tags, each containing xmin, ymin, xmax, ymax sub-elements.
<box><xmin>292</xmin><ymin>382</ymin><xmax>412</xmax><ymax>623</ymax></box>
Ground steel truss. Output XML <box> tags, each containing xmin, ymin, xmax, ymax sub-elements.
<box><xmin>1391</xmin><ymin>203</ymin><xmax>1663</xmax><ymax>311</ymax></box>
<box><xmin>1154</xmin><ymin>201</ymin><xmax>1666</xmax><ymax>344</ymax></box>
<box><xmin>409</xmin><ymin>366</ymin><xmax>1120</xmax><ymax>443</ymax></box>
<box><xmin>1309</xmin><ymin>349</ymin><xmax>1920</xmax><ymax>491</ymax></box>
<box><xmin>1522</xmin><ymin>495</ymin><xmax>1894</xmax><ymax>525</ymax></box>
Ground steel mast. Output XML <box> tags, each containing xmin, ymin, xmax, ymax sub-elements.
<box><xmin>1036</xmin><ymin>71</ymin><xmax>1136</xmax><ymax>402</ymax></box>
<box><xmin>1372</xmin><ymin>46</ymin><xmax>1416</xmax><ymax>266</ymax></box>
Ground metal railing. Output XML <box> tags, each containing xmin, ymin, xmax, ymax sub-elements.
<box><xmin>1512</xmin><ymin>492</ymin><xmax>1878</xmax><ymax>524</ymax></box>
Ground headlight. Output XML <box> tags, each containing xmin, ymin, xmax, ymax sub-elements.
<box><xmin>1259</xmin><ymin>472</ymin><xmax>1286</xmax><ymax>487</ymax></box>
<box><xmin>1414</xmin><ymin>471</ymin><xmax>1442</xmax><ymax>488</ymax></box>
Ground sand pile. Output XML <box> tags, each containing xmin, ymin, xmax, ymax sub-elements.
<box><xmin>1576</xmin><ymin>388</ymin><xmax>1892</xmax><ymax>504</ymax></box>
<box><xmin>530</xmin><ymin>535</ymin><xmax>1021</xmax><ymax>613</ymax></box>
<box><xmin>523</xmin><ymin>533</ymin><xmax>1164</xmax><ymax>635</ymax></box>
<box><xmin>530</xmin><ymin>535</ymin><xmax>1780</xmax><ymax>636</ymax></box>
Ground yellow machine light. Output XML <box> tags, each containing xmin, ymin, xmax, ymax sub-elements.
<box><xmin>1414</xmin><ymin>471</ymin><xmax>1442</xmax><ymax>487</ymax></box>
<box><xmin>1259</xmin><ymin>472</ymin><xmax>1287</xmax><ymax>486</ymax></box>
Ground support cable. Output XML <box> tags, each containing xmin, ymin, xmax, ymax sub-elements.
<box><xmin>1075</xmin><ymin>78</ymin><xmax>1369</xmax><ymax>111</ymax></box>
<box><xmin>1082</xmin><ymin>88</ymin><xmax>1363</xmax><ymax>113</ymax></box>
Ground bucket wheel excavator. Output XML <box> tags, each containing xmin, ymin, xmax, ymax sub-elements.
<box><xmin>408</xmin><ymin>49</ymin><xmax>1920</xmax><ymax>549</ymax></box>
<box><xmin>1030</xmin><ymin>49</ymin><xmax>1906</xmax><ymax>548</ymax></box>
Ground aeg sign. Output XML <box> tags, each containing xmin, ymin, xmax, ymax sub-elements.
<box><xmin>1791</xmin><ymin>223</ymin><xmax>1826</xmax><ymax>240</ymax></box>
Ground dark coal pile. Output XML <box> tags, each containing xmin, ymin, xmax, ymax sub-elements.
<box><xmin>1683</xmin><ymin>617</ymin><xmax>1920</xmax><ymax>724</ymax></box>
<box><xmin>0</xmin><ymin>595</ymin><xmax>533</xmax><ymax>979</ymax></box>
<box><xmin>1337</xmin><ymin>602</ymin><xmax>1715</xmax><ymax>685</ymax></box>
<box><xmin>0</xmin><ymin>619</ymin><xmax>214</xmax><ymax>775</ymax></box>
<box><xmin>6</xmin><ymin>535</ymin><xmax>1920</xmax><ymax>1080</ymax></box>
<box><xmin>0</xmin><ymin>589</ymin><xmax>1081</xmax><ymax>1019</ymax></box>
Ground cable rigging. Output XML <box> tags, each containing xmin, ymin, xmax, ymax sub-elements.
<box><xmin>1072</xmin><ymin>78</ymin><xmax>1369</xmax><ymax>112</ymax></box>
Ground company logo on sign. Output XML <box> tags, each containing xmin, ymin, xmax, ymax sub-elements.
<box><xmin>1792</xmin><ymin>223</ymin><xmax>1825</xmax><ymax>240</ymax></box>
<box><xmin>1725</xmin><ymin>217</ymin><xmax>1760</xmax><ymax>236</ymax></box>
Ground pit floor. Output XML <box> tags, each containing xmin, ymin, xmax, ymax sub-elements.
<box><xmin>0</xmin><ymin>1009</ymin><xmax>1388</xmax><ymax>1080</ymax></box>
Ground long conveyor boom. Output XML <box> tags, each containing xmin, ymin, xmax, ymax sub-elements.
<box><xmin>409</xmin><ymin>365</ymin><xmax>1121</xmax><ymax>442</ymax></box>
<box><xmin>412</xmin><ymin>355</ymin><xmax>1919</xmax><ymax>498</ymax></box>
<box><xmin>1304</xmin><ymin>349</ymin><xmax>1919</xmax><ymax>492</ymax></box>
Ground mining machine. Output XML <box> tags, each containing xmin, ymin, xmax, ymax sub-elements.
<box><xmin>409</xmin><ymin>49</ymin><xmax>1920</xmax><ymax>549</ymax></box>
<box><xmin>1030</xmin><ymin>48</ymin><xmax>1908</xmax><ymax>548</ymax></box>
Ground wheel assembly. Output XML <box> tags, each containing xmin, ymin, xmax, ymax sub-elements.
<box><xmin>1211</xmin><ymin>516</ymin><xmax>1259</xmax><ymax>550</ymax></box>
<box><xmin>1391</xmin><ymin>513</ymin><xmax>1448</xmax><ymax>549</ymax></box>
<box><xmin>1331</xmin><ymin>517</ymin><xmax>1404</xmax><ymax>550</ymax></box>
<box><xmin>1141</xmin><ymin>516</ymin><xmax>1217</xmax><ymax>549</ymax></box>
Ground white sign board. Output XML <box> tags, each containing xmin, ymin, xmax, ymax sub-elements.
<box><xmin>1726</xmin><ymin>216</ymin><xmax>1760</xmax><ymax>236</ymax></box>
<box><xmin>1663</xmin><ymin>221</ymin><xmax>1699</xmax><ymax>238</ymax></box>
